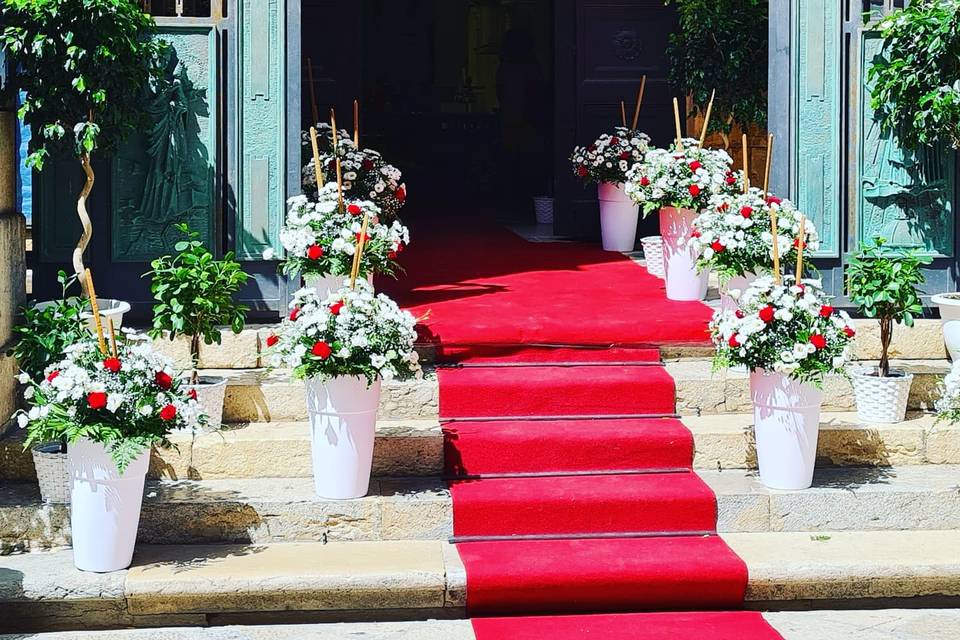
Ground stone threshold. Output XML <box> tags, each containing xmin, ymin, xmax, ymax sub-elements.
<box><xmin>5</xmin><ymin>532</ymin><xmax>960</xmax><ymax>632</ymax></box>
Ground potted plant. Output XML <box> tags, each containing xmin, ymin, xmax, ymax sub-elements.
<box><xmin>710</xmin><ymin>276</ymin><xmax>856</xmax><ymax>489</ymax></box>
<box><xmin>570</xmin><ymin>126</ymin><xmax>650</xmax><ymax>251</ymax></box>
<box><xmin>270</xmin><ymin>185</ymin><xmax>409</xmax><ymax>300</ymax></box>
<box><xmin>626</xmin><ymin>138</ymin><xmax>740</xmax><ymax>301</ymax></box>
<box><xmin>689</xmin><ymin>190</ymin><xmax>819</xmax><ymax>310</ymax></box>
<box><xmin>9</xmin><ymin>271</ymin><xmax>88</xmax><ymax>503</ymax></box>
<box><xmin>145</xmin><ymin>223</ymin><xmax>249</xmax><ymax>429</ymax></box>
<box><xmin>846</xmin><ymin>239</ymin><xmax>931</xmax><ymax>423</ymax></box>
<box><xmin>17</xmin><ymin>330</ymin><xmax>205</xmax><ymax>571</ymax></box>
<box><xmin>264</xmin><ymin>280</ymin><xmax>421</xmax><ymax>499</ymax></box>
<box><xmin>0</xmin><ymin>0</ymin><xmax>163</xmax><ymax>302</ymax></box>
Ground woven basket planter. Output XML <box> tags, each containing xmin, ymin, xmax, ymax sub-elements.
<box><xmin>640</xmin><ymin>235</ymin><xmax>665</xmax><ymax>279</ymax></box>
<box><xmin>533</xmin><ymin>196</ymin><xmax>554</xmax><ymax>225</ymax></box>
<box><xmin>31</xmin><ymin>444</ymin><xmax>71</xmax><ymax>504</ymax></box>
<box><xmin>850</xmin><ymin>366</ymin><xmax>913</xmax><ymax>424</ymax></box>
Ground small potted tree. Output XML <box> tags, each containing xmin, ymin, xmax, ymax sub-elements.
<box><xmin>145</xmin><ymin>223</ymin><xmax>249</xmax><ymax>428</ymax></box>
<box><xmin>0</xmin><ymin>0</ymin><xmax>164</xmax><ymax>309</ymax></box>
<box><xmin>847</xmin><ymin>239</ymin><xmax>931</xmax><ymax>423</ymax></box>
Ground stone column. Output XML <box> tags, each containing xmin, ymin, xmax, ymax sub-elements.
<box><xmin>0</xmin><ymin>61</ymin><xmax>27</xmax><ymax>429</ymax></box>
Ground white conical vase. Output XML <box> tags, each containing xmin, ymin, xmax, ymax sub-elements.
<box><xmin>597</xmin><ymin>183</ymin><xmax>639</xmax><ymax>252</ymax></box>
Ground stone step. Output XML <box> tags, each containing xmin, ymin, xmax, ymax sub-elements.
<box><xmin>4</xmin><ymin>610</ymin><xmax>960</xmax><ymax>640</ymax></box>
<box><xmin>4</xmin><ymin>465</ymin><xmax>960</xmax><ymax>550</ymax></box>
<box><xmin>4</xmin><ymin>531</ymin><xmax>960</xmax><ymax>632</ymax></box>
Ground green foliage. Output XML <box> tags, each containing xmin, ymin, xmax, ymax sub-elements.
<box><xmin>145</xmin><ymin>224</ymin><xmax>250</xmax><ymax>376</ymax></box>
<box><xmin>666</xmin><ymin>0</ymin><xmax>768</xmax><ymax>135</ymax></box>
<box><xmin>846</xmin><ymin>238</ymin><xmax>932</xmax><ymax>376</ymax></box>
<box><xmin>8</xmin><ymin>270</ymin><xmax>87</xmax><ymax>382</ymax></box>
<box><xmin>868</xmin><ymin>1</ymin><xmax>960</xmax><ymax>150</ymax></box>
<box><xmin>0</xmin><ymin>0</ymin><xmax>166</xmax><ymax>168</ymax></box>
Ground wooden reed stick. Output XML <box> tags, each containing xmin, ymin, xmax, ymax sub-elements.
<box><xmin>631</xmin><ymin>75</ymin><xmax>646</xmax><ymax>131</ymax></box>
<box><xmin>620</xmin><ymin>101</ymin><xmax>627</xmax><ymax>128</ymax></box>
<box><xmin>330</xmin><ymin>108</ymin><xmax>339</xmax><ymax>148</ymax></box>
<box><xmin>309</xmin><ymin>126</ymin><xmax>325</xmax><ymax>188</ymax></box>
<box><xmin>698</xmin><ymin>89</ymin><xmax>716</xmax><ymax>147</ymax></box>
<box><xmin>353</xmin><ymin>99</ymin><xmax>359</xmax><ymax>147</ymax></box>
<box><xmin>307</xmin><ymin>58</ymin><xmax>319</xmax><ymax>126</ymax></box>
<box><xmin>350</xmin><ymin>213</ymin><xmax>371</xmax><ymax>289</ymax></box>
<box><xmin>672</xmin><ymin>97</ymin><xmax>683</xmax><ymax>150</ymax></box>
<box><xmin>107</xmin><ymin>318</ymin><xmax>118</xmax><ymax>359</ymax></box>
<box><xmin>84</xmin><ymin>268</ymin><xmax>108</xmax><ymax>355</ymax></box>
<box><xmin>770</xmin><ymin>208</ymin><xmax>781</xmax><ymax>286</ymax></box>
<box><xmin>741</xmin><ymin>134</ymin><xmax>750</xmax><ymax>194</ymax></box>
<box><xmin>795</xmin><ymin>215</ymin><xmax>806</xmax><ymax>279</ymax></box>
<box><xmin>762</xmin><ymin>133</ymin><xmax>774</xmax><ymax>198</ymax></box>
<box><xmin>335</xmin><ymin>157</ymin><xmax>344</xmax><ymax>212</ymax></box>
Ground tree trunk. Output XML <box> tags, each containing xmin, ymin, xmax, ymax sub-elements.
<box><xmin>879</xmin><ymin>318</ymin><xmax>892</xmax><ymax>378</ymax></box>
<box><xmin>74</xmin><ymin>153</ymin><xmax>95</xmax><ymax>291</ymax></box>
<box><xmin>190</xmin><ymin>333</ymin><xmax>201</xmax><ymax>386</ymax></box>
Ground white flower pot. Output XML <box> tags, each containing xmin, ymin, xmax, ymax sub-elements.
<box><xmin>183</xmin><ymin>375</ymin><xmax>228</xmax><ymax>431</ymax></box>
<box><xmin>932</xmin><ymin>293</ymin><xmax>960</xmax><ymax>361</ymax></box>
<box><xmin>32</xmin><ymin>443</ymin><xmax>71</xmax><ymax>504</ymax></box>
<box><xmin>849</xmin><ymin>366</ymin><xmax>913</xmax><ymax>424</ymax></box>
<box><xmin>80</xmin><ymin>299</ymin><xmax>131</xmax><ymax>336</ymax></box>
<box><xmin>720</xmin><ymin>272</ymin><xmax>758</xmax><ymax>312</ymax></box>
<box><xmin>640</xmin><ymin>236</ymin><xmax>665</xmax><ymax>279</ymax></box>
<box><xmin>304</xmin><ymin>274</ymin><xmax>373</xmax><ymax>302</ymax></box>
<box><xmin>750</xmin><ymin>369</ymin><xmax>823</xmax><ymax>490</ymax></box>
<box><xmin>597</xmin><ymin>182</ymin><xmax>639</xmax><ymax>252</ymax></box>
<box><xmin>305</xmin><ymin>375</ymin><xmax>382</xmax><ymax>499</ymax></box>
<box><xmin>659</xmin><ymin>206</ymin><xmax>709</xmax><ymax>301</ymax></box>
<box><xmin>68</xmin><ymin>438</ymin><xmax>150</xmax><ymax>572</ymax></box>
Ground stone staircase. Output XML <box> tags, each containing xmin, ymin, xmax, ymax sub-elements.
<box><xmin>3</xmin><ymin>320</ymin><xmax>960</xmax><ymax>637</ymax></box>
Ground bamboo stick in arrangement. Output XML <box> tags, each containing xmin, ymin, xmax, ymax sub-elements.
<box><xmin>698</xmin><ymin>89</ymin><xmax>716</xmax><ymax>148</ymax></box>
<box><xmin>762</xmin><ymin>133</ymin><xmax>774</xmax><ymax>198</ymax></box>
<box><xmin>672</xmin><ymin>97</ymin><xmax>683</xmax><ymax>151</ymax></box>
<box><xmin>83</xmin><ymin>268</ymin><xmax>108</xmax><ymax>355</ymax></box>
<box><xmin>353</xmin><ymin>99</ymin><xmax>360</xmax><ymax>147</ymax></box>
<box><xmin>335</xmin><ymin>157</ymin><xmax>345</xmax><ymax>212</ymax></box>
<box><xmin>620</xmin><ymin>101</ymin><xmax>627</xmax><ymax>128</ymax></box>
<box><xmin>795</xmin><ymin>214</ymin><xmax>806</xmax><ymax>279</ymax></box>
<box><xmin>309</xmin><ymin>126</ymin><xmax>325</xmax><ymax>188</ymax></box>
<box><xmin>350</xmin><ymin>214</ymin><xmax>371</xmax><ymax>290</ymax></box>
<box><xmin>330</xmin><ymin>109</ymin><xmax>345</xmax><ymax>211</ymax></box>
<box><xmin>631</xmin><ymin>75</ymin><xmax>647</xmax><ymax>131</ymax></box>
<box><xmin>741</xmin><ymin>134</ymin><xmax>750</xmax><ymax>194</ymax></box>
<box><xmin>770</xmin><ymin>207</ymin><xmax>782</xmax><ymax>286</ymax></box>
<box><xmin>307</xmin><ymin>58</ymin><xmax>320</xmax><ymax>125</ymax></box>
<box><xmin>107</xmin><ymin>318</ymin><xmax>118</xmax><ymax>359</ymax></box>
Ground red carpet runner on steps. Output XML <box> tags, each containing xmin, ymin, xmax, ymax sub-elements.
<box><xmin>385</xmin><ymin>222</ymin><xmax>784</xmax><ymax>638</ymax></box>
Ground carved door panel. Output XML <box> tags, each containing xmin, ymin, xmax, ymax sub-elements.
<box><xmin>554</xmin><ymin>0</ymin><xmax>677</xmax><ymax>239</ymax></box>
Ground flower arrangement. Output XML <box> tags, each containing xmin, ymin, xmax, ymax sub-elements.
<box><xmin>269</xmin><ymin>184</ymin><xmax>409</xmax><ymax>281</ymax></box>
<box><xmin>16</xmin><ymin>331</ymin><xmax>206</xmax><ymax>471</ymax></box>
<box><xmin>710</xmin><ymin>276</ymin><xmax>856</xmax><ymax>383</ymax></box>
<box><xmin>688</xmin><ymin>190</ymin><xmax>820</xmax><ymax>281</ymax></box>
<box><xmin>625</xmin><ymin>138</ymin><xmax>740</xmax><ymax>215</ymax></box>
<box><xmin>937</xmin><ymin>360</ymin><xmax>960</xmax><ymax>424</ymax></box>
<box><xmin>264</xmin><ymin>280</ymin><xmax>422</xmax><ymax>384</ymax></box>
<box><xmin>569</xmin><ymin>126</ymin><xmax>651</xmax><ymax>185</ymax></box>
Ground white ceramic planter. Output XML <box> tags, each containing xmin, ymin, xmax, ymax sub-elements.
<box><xmin>68</xmin><ymin>438</ymin><xmax>150</xmax><ymax>572</ymax></box>
<box><xmin>80</xmin><ymin>299</ymin><xmax>131</xmax><ymax>335</ymax></box>
<box><xmin>659</xmin><ymin>206</ymin><xmax>709</xmax><ymax>301</ymax></box>
<box><xmin>640</xmin><ymin>236</ymin><xmax>665</xmax><ymax>279</ymax></box>
<box><xmin>183</xmin><ymin>375</ymin><xmax>228</xmax><ymax>431</ymax></box>
<box><xmin>849</xmin><ymin>366</ymin><xmax>913</xmax><ymax>424</ymax></box>
<box><xmin>750</xmin><ymin>369</ymin><xmax>824</xmax><ymax>490</ymax></box>
<box><xmin>597</xmin><ymin>182</ymin><xmax>639</xmax><ymax>252</ymax></box>
<box><xmin>304</xmin><ymin>274</ymin><xmax>373</xmax><ymax>301</ymax></box>
<box><xmin>32</xmin><ymin>443</ymin><xmax>70</xmax><ymax>504</ymax></box>
<box><xmin>932</xmin><ymin>293</ymin><xmax>960</xmax><ymax>361</ymax></box>
<box><xmin>720</xmin><ymin>272</ymin><xmax>758</xmax><ymax>312</ymax></box>
<box><xmin>305</xmin><ymin>375</ymin><xmax>382</xmax><ymax>500</ymax></box>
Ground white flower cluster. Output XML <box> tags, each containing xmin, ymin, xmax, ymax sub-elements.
<box><xmin>936</xmin><ymin>360</ymin><xmax>960</xmax><ymax>423</ymax></box>
<box><xmin>266</xmin><ymin>279</ymin><xmax>422</xmax><ymax>384</ymax></box>
<box><xmin>709</xmin><ymin>276</ymin><xmax>856</xmax><ymax>382</ymax></box>
<box><xmin>625</xmin><ymin>138</ymin><xmax>740</xmax><ymax>215</ymax></box>
<box><xmin>570</xmin><ymin>126</ymin><xmax>650</xmax><ymax>185</ymax></box>
<box><xmin>688</xmin><ymin>189</ymin><xmax>820</xmax><ymax>279</ymax></box>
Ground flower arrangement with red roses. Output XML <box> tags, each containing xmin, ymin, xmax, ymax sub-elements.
<box><xmin>569</xmin><ymin>126</ymin><xmax>650</xmax><ymax>186</ymax></box>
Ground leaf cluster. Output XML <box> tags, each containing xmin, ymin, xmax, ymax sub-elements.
<box><xmin>846</xmin><ymin>238</ymin><xmax>931</xmax><ymax>327</ymax></box>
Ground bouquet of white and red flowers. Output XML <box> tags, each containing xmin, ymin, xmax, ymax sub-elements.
<box><xmin>16</xmin><ymin>330</ymin><xmax>206</xmax><ymax>471</ymax></box>
<box><xmin>710</xmin><ymin>276</ymin><xmax>856</xmax><ymax>383</ymax></box>
<box><xmin>264</xmin><ymin>280</ymin><xmax>422</xmax><ymax>384</ymax></box>
<box><xmin>625</xmin><ymin>139</ymin><xmax>740</xmax><ymax>215</ymax></box>
<box><xmin>570</xmin><ymin>126</ymin><xmax>650</xmax><ymax>185</ymax></box>
<box><xmin>688</xmin><ymin>190</ymin><xmax>820</xmax><ymax>281</ymax></box>
<box><xmin>269</xmin><ymin>184</ymin><xmax>409</xmax><ymax>281</ymax></box>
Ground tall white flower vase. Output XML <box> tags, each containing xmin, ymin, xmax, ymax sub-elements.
<box><xmin>750</xmin><ymin>370</ymin><xmax>824</xmax><ymax>490</ymax></box>
<box><xmin>720</xmin><ymin>272</ymin><xmax>758</xmax><ymax>312</ymax></box>
<box><xmin>597</xmin><ymin>183</ymin><xmax>639</xmax><ymax>252</ymax></box>
<box><xmin>659</xmin><ymin>207</ymin><xmax>709</xmax><ymax>301</ymax></box>
<box><xmin>304</xmin><ymin>274</ymin><xmax>374</xmax><ymax>301</ymax></box>
<box><xmin>68</xmin><ymin>438</ymin><xmax>150</xmax><ymax>572</ymax></box>
<box><xmin>306</xmin><ymin>375</ymin><xmax>382</xmax><ymax>499</ymax></box>
<box><xmin>932</xmin><ymin>294</ymin><xmax>960</xmax><ymax>361</ymax></box>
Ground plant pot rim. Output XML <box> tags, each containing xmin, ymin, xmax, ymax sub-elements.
<box><xmin>849</xmin><ymin>365</ymin><xmax>913</xmax><ymax>380</ymax></box>
<box><xmin>80</xmin><ymin>299</ymin><xmax>131</xmax><ymax>316</ymax></box>
<box><xmin>31</xmin><ymin>442</ymin><xmax>67</xmax><ymax>455</ymax></box>
<box><xmin>931</xmin><ymin>293</ymin><xmax>960</xmax><ymax>306</ymax></box>
<box><xmin>183</xmin><ymin>375</ymin><xmax>228</xmax><ymax>387</ymax></box>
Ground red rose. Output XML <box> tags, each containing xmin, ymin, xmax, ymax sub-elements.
<box><xmin>740</xmin><ymin>206</ymin><xmax>753</xmax><ymax>218</ymax></box>
<box><xmin>735</xmin><ymin>309</ymin><xmax>745</xmax><ymax>319</ymax></box>
<box><xmin>388</xmin><ymin>250</ymin><xmax>398</xmax><ymax>259</ymax></box>
<box><xmin>610</xmin><ymin>137</ymin><xmax>620</xmax><ymax>145</ymax></box>
<box><xmin>46</xmin><ymin>370</ymin><xmax>60</xmax><ymax>383</ymax></box>
<box><xmin>289</xmin><ymin>307</ymin><xmax>300</xmax><ymax>321</ymax></box>
<box><xmin>159</xmin><ymin>404</ymin><xmax>177</xmax><ymax>421</ymax></box>
<box><xmin>187</xmin><ymin>388</ymin><xmax>198</xmax><ymax>401</ymax></box>
<box><xmin>155</xmin><ymin>371</ymin><xmax>173</xmax><ymax>390</ymax></box>
<box><xmin>689</xmin><ymin>160</ymin><xmax>702</xmax><ymax>171</ymax></box>
<box><xmin>710</xmin><ymin>240</ymin><xmax>724</xmax><ymax>253</ymax></box>
<box><xmin>725</xmin><ymin>176</ymin><xmax>737</xmax><ymax>185</ymax></box>
<box><xmin>819</xmin><ymin>305</ymin><xmax>834</xmax><ymax>318</ymax></box>
<box><xmin>103</xmin><ymin>358</ymin><xmax>122</xmax><ymax>373</ymax></box>
<box><xmin>688</xmin><ymin>184</ymin><xmax>701</xmax><ymax>197</ymax></box>
<box><xmin>759</xmin><ymin>305</ymin><xmax>775</xmax><ymax>323</ymax></box>
<box><xmin>347</xmin><ymin>203</ymin><xmax>362</xmax><ymax>216</ymax></box>
<box><xmin>265</xmin><ymin>334</ymin><xmax>279</xmax><ymax>348</ymax></box>
<box><xmin>810</xmin><ymin>334</ymin><xmax>827</xmax><ymax>350</ymax></box>
<box><xmin>691</xmin><ymin>229</ymin><xmax>701</xmax><ymax>238</ymax></box>
<box><xmin>640</xmin><ymin>176</ymin><xmax>650</xmax><ymax>186</ymax></box>
<box><xmin>620</xmin><ymin>151</ymin><xmax>631</xmax><ymax>160</ymax></box>
<box><xmin>311</xmin><ymin>341</ymin><xmax>332</xmax><ymax>359</ymax></box>
<box><xmin>766</xmin><ymin>196</ymin><xmax>782</xmax><ymax>205</ymax></box>
<box><xmin>395</xmin><ymin>186</ymin><xmax>406</xmax><ymax>202</ymax></box>
<box><xmin>306</xmin><ymin>244</ymin><xmax>324</xmax><ymax>260</ymax></box>
<box><xmin>793</xmin><ymin>237</ymin><xmax>803</xmax><ymax>249</ymax></box>
<box><xmin>361</xmin><ymin>159</ymin><xmax>374</xmax><ymax>171</ymax></box>
<box><xmin>577</xmin><ymin>166</ymin><xmax>588</xmax><ymax>177</ymax></box>
<box><xmin>796</xmin><ymin>284</ymin><xmax>806</xmax><ymax>295</ymax></box>
<box><xmin>356</xmin><ymin>232</ymin><xmax>371</xmax><ymax>244</ymax></box>
<box><xmin>728</xmin><ymin>334</ymin><xmax>741</xmax><ymax>348</ymax></box>
<box><xmin>718</xmin><ymin>202</ymin><xmax>729</xmax><ymax>212</ymax></box>
<box><xmin>396</xmin><ymin>242</ymin><xmax>405</xmax><ymax>253</ymax></box>
<box><xmin>587</xmin><ymin>144</ymin><xmax>597</xmax><ymax>152</ymax></box>
<box><xmin>86</xmin><ymin>392</ymin><xmax>108</xmax><ymax>410</ymax></box>
<box><xmin>329</xmin><ymin>301</ymin><xmax>344</xmax><ymax>316</ymax></box>
<box><xmin>844</xmin><ymin>326</ymin><xmax>856</xmax><ymax>338</ymax></box>
<box><xmin>327</xmin><ymin>159</ymin><xmax>337</xmax><ymax>172</ymax></box>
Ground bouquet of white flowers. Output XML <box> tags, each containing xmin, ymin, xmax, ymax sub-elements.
<box><xmin>689</xmin><ymin>190</ymin><xmax>820</xmax><ymax>281</ymax></box>
<box><xmin>270</xmin><ymin>184</ymin><xmax>409</xmax><ymax>281</ymax></box>
<box><xmin>264</xmin><ymin>280</ymin><xmax>422</xmax><ymax>384</ymax></box>
<box><xmin>625</xmin><ymin>139</ymin><xmax>741</xmax><ymax>215</ymax></box>
<box><xmin>710</xmin><ymin>276</ymin><xmax>856</xmax><ymax>384</ymax></box>
<box><xmin>570</xmin><ymin>126</ymin><xmax>650</xmax><ymax>185</ymax></box>
<box><xmin>937</xmin><ymin>360</ymin><xmax>960</xmax><ymax>424</ymax></box>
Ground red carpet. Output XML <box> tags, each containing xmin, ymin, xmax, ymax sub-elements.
<box><xmin>389</xmin><ymin>221</ymin><xmax>780</xmax><ymax>638</ymax></box>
